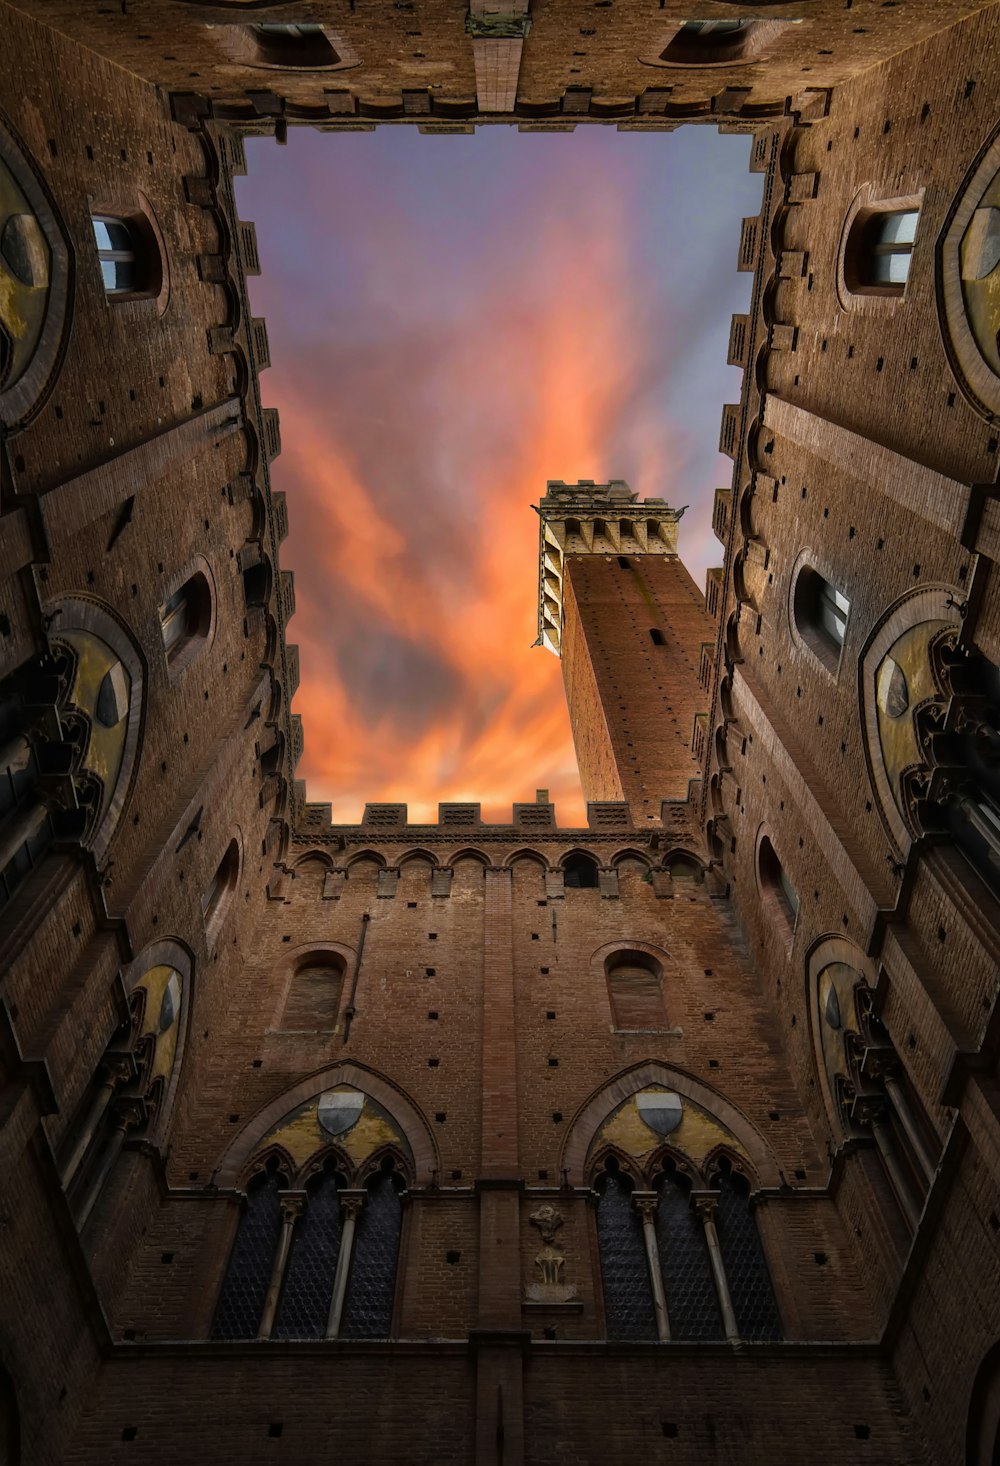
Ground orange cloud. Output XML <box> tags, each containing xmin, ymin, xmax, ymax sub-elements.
<box><xmin>254</xmin><ymin>146</ymin><xmax>688</xmax><ymax>827</ymax></box>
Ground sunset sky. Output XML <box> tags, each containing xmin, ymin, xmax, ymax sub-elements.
<box><xmin>237</xmin><ymin>127</ymin><xmax>762</xmax><ymax>826</ymax></box>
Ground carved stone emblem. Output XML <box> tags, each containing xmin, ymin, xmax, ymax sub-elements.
<box><xmin>525</xmin><ymin>1205</ymin><xmax>577</xmax><ymax>1304</ymax></box>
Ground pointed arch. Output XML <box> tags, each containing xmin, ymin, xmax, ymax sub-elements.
<box><xmin>448</xmin><ymin>847</ymin><xmax>493</xmax><ymax>868</ymax></box>
<box><xmin>560</xmin><ymin>1060</ymin><xmax>781</xmax><ymax>1187</ymax></box>
<box><xmin>235</xmin><ymin>1141</ymin><xmax>296</xmax><ymax>1193</ymax></box>
<box><xmin>504</xmin><ymin>847</ymin><xmax>548</xmax><ymax>869</ymax></box>
<box><xmin>610</xmin><ymin>848</ymin><xmax>652</xmax><ymax>870</ymax></box>
<box><xmin>345</xmin><ymin>848</ymin><xmax>388</xmax><ymax>870</ymax></box>
<box><xmin>398</xmin><ymin>847</ymin><xmax>440</xmax><ymax>869</ymax></box>
<box><xmin>121</xmin><ymin>937</ymin><xmax>194</xmax><ymax>1148</ymax></box>
<box><xmin>587</xmin><ymin>1141</ymin><xmax>646</xmax><ymax>1190</ymax></box>
<box><xmin>291</xmin><ymin>849</ymin><xmax>337</xmax><ymax>873</ymax></box>
<box><xmin>217</xmin><ymin>1062</ymin><xmax>439</xmax><ymax>1187</ymax></box>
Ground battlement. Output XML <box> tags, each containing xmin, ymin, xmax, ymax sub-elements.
<box><xmin>534</xmin><ymin>479</ymin><xmax>685</xmax><ymax>654</ymax></box>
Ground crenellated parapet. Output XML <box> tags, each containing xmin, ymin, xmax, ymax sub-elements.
<box><xmin>534</xmin><ymin>479</ymin><xmax>684</xmax><ymax>655</ymax></box>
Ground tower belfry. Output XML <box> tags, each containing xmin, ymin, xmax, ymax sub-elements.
<box><xmin>535</xmin><ymin>479</ymin><xmax>712</xmax><ymax>822</ymax></box>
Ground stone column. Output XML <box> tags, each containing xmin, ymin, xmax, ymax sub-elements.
<box><xmin>633</xmin><ymin>1192</ymin><xmax>670</xmax><ymax>1341</ymax></box>
<box><xmin>881</xmin><ymin>1072</ymin><xmax>937</xmax><ymax>1187</ymax></box>
<box><xmin>75</xmin><ymin>1097</ymin><xmax>145</xmax><ymax>1230</ymax></box>
<box><xmin>60</xmin><ymin>1056</ymin><xmax>133</xmax><ymax>1188</ymax></box>
<box><xmin>258</xmin><ymin>1191</ymin><xmax>306</xmax><ymax>1340</ymax></box>
<box><xmin>325</xmin><ymin>1190</ymin><xmax>365</xmax><ymax>1340</ymax></box>
<box><xmin>694</xmin><ymin>1195</ymin><xmax>740</xmax><ymax>1344</ymax></box>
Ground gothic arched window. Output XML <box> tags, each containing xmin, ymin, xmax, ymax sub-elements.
<box><xmin>563</xmin><ymin>852</ymin><xmax>598</xmax><ymax>888</ymax></box>
<box><xmin>92</xmin><ymin>213</ymin><xmax>161</xmax><ymax>299</ymax></box>
<box><xmin>845</xmin><ymin>206</ymin><xmax>919</xmax><ymax>293</ymax></box>
<box><xmin>160</xmin><ymin>571</ymin><xmax>212</xmax><ymax>673</ymax></box>
<box><xmin>203</xmin><ymin>838</ymin><xmax>240</xmax><ymax>947</ymax></box>
<box><xmin>273</xmin><ymin>1160</ymin><xmax>345</xmax><ymax>1340</ymax></box>
<box><xmin>792</xmin><ymin>565</ymin><xmax>850</xmax><ymax>675</ymax></box>
<box><xmin>212</xmin><ymin>1159</ymin><xmax>288</xmax><ymax>1340</ymax></box>
<box><xmin>711</xmin><ymin>1164</ymin><xmax>782</xmax><ymax>1341</ymax></box>
<box><xmin>280</xmin><ymin>953</ymin><xmax>345</xmax><ymax>1032</ymax></box>
<box><xmin>605</xmin><ymin>950</ymin><xmax>668</xmax><ymax>1031</ymax></box>
<box><xmin>0</xmin><ymin>1362</ymin><xmax>19</xmax><ymax>1466</ymax></box>
<box><xmin>252</xmin><ymin>23</ymin><xmax>341</xmax><ymax>67</ymax></box>
<box><xmin>757</xmin><ymin>834</ymin><xmax>798</xmax><ymax>938</ymax></box>
<box><xmin>341</xmin><ymin>1161</ymin><xmax>404</xmax><ymax>1340</ymax></box>
<box><xmin>594</xmin><ymin>1161</ymin><xmax>656</xmax><ymax>1341</ymax></box>
<box><xmin>654</xmin><ymin>1165</ymin><xmax>722</xmax><ymax>1340</ymax></box>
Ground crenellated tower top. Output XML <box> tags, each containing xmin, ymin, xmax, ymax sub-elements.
<box><xmin>533</xmin><ymin>480</ymin><xmax>685</xmax><ymax>655</ymax></box>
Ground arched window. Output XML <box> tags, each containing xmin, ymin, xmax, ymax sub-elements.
<box><xmin>654</xmin><ymin>1164</ymin><xmax>722</xmax><ymax>1340</ymax></box>
<box><xmin>159</xmin><ymin>571</ymin><xmax>212</xmax><ymax>672</ymax></box>
<box><xmin>252</xmin><ymin>23</ymin><xmax>340</xmax><ymax>67</ymax></box>
<box><xmin>655</xmin><ymin>18</ymin><xmax>783</xmax><ymax>66</ymax></box>
<box><xmin>91</xmin><ymin>214</ymin><xmax>161</xmax><ymax>299</ymax></box>
<box><xmin>792</xmin><ymin>565</ymin><xmax>850</xmax><ymax>674</ymax></box>
<box><xmin>273</xmin><ymin>1160</ymin><xmax>345</xmax><ymax>1340</ymax></box>
<box><xmin>757</xmin><ymin>835</ymin><xmax>798</xmax><ymax>937</ymax></box>
<box><xmin>845</xmin><ymin>206</ymin><xmax>919</xmax><ymax>294</ymax></box>
<box><xmin>280</xmin><ymin>954</ymin><xmax>345</xmax><ymax>1032</ymax></box>
<box><xmin>605</xmin><ymin>950</ymin><xmax>668</xmax><ymax>1031</ymax></box>
<box><xmin>711</xmin><ymin>1163</ymin><xmax>782</xmax><ymax>1340</ymax></box>
<box><xmin>966</xmin><ymin>1341</ymin><xmax>1000</xmax><ymax>1466</ymax></box>
<box><xmin>341</xmin><ymin>1160</ymin><xmax>404</xmax><ymax>1339</ymax></box>
<box><xmin>594</xmin><ymin>1161</ymin><xmax>656</xmax><ymax>1341</ymax></box>
<box><xmin>212</xmin><ymin>1159</ymin><xmax>288</xmax><ymax>1340</ymax></box>
<box><xmin>203</xmin><ymin>838</ymin><xmax>240</xmax><ymax>946</ymax></box>
<box><xmin>0</xmin><ymin>1362</ymin><xmax>19</xmax><ymax>1466</ymax></box>
<box><xmin>563</xmin><ymin>852</ymin><xmax>598</xmax><ymax>888</ymax></box>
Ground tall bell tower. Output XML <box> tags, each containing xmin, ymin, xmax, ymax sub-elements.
<box><xmin>536</xmin><ymin>479</ymin><xmax>713</xmax><ymax>824</ymax></box>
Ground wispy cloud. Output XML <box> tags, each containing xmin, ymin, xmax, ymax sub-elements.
<box><xmin>239</xmin><ymin>130</ymin><xmax>758</xmax><ymax>825</ymax></box>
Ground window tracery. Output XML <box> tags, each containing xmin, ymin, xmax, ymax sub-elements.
<box><xmin>811</xmin><ymin>956</ymin><xmax>938</xmax><ymax>1230</ymax></box>
<box><xmin>588</xmin><ymin>1090</ymin><xmax>782</xmax><ymax>1344</ymax></box>
<box><xmin>61</xmin><ymin>948</ymin><xmax>189</xmax><ymax>1230</ymax></box>
<box><xmin>212</xmin><ymin>1147</ymin><xmax>406</xmax><ymax>1341</ymax></box>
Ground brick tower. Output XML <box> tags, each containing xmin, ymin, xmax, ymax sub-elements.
<box><xmin>536</xmin><ymin>480</ymin><xmax>713</xmax><ymax>823</ymax></box>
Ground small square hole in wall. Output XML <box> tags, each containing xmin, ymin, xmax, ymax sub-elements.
<box><xmin>537</xmin><ymin>900</ymin><xmax>547</xmax><ymax>907</ymax></box>
<box><xmin>814</xmin><ymin>1251</ymin><xmax>828</xmax><ymax>1266</ymax></box>
<box><xmin>661</xmin><ymin>1423</ymin><xmax>678</xmax><ymax>1439</ymax></box>
<box><xmin>548</xmin><ymin>1057</ymin><xmax>559</xmax><ymax>1067</ymax></box>
<box><xmin>546</xmin><ymin>1011</ymin><xmax>556</xmax><ymax>1020</ymax></box>
<box><xmin>428</xmin><ymin>1011</ymin><xmax>438</xmax><ymax>1020</ymax></box>
<box><xmin>122</xmin><ymin>1427</ymin><xmax>138</xmax><ymax>1441</ymax></box>
<box><xmin>538</xmin><ymin>1169</ymin><xmax>549</xmax><ymax>1180</ymax></box>
<box><xmin>451</xmin><ymin>1169</ymin><xmax>462</xmax><ymax>1180</ymax></box>
<box><xmin>446</xmin><ymin>1250</ymin><xmax>461</xmax><ymax>1264</ymax></box>
<box><xmin>428</xmin><ymin>932</ymin><xmax>437</xmax><ymax>940</ymax></box>
<box><xmin>268</xmin><ymin>1423</ymin><xmax>283</xmax><ymax>1438</ymax></box>
<box><xmin>795</xmin><ymin>1168</ymin><xmax>807</xmax><ymax>1180</ymax></box>
<box><xmin>435</xmin><ymin>1112</ymin><xmax>447</xmax><ymax>1123</ymax></box>
<box><xmin>552</xmin><ymin>1111</ymin><xmax>563</xmax><ymax>1123</ymax></box>
<box><xmin>540</xmin><ymin>966</ymin><xmax>549</xmax><ymax>975</ymax></box>
<box><xmin>252</xmin><ymin>1058</ymin><xmax>263</xmax><ymax>1069</ymax></box>
<box><xmin>228</xmin><ymin>1114</ymin><xmax>239</xmax><ymax>1124</ymax></box>
<box><xmin>282</xmin><ymin>934</ymin><xmax>291</xmax><ymax>943</ymax></box>
<box><xmin>531</xmin><ymin>933</ymin><xmax>540</xmax><ymax>941</ymax></box>
<box><xmin>160</xmin><ymin>1252</ymin><xmax>174</xmax><ymax>1264</ymax></box>
<box><xmin>768</xmin><ymin>1110</ymin><xmax>780</xmax><ymax>1121</ymax></box>
<box><xmin>428</xmin><ymin>1057</ymin><xmax>439</xmax><ymax>1067</ymax></box>
<box><xmin>704</xmin><ymin>1012</ymin><xmax>715</xmax><ymax>1022</ymax></box>
<box><xmin>854</xmin><ymin>1425</ymin><xmax>870</xmax><ymax>1440</ymax></box>
<box><xmin>425</xmin><ymin>967</ymin><xmax>436</xmax><ymax>977</ymax></box>
<box><xmin>407</xmin><ymin>901</ymin><xmax>417</xmax><ymax>908</ymax></box>
<box><xmin>708</xmin><ymin>1059</ymin><xmax>719</xmax><ymax>1069</ymax></box>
